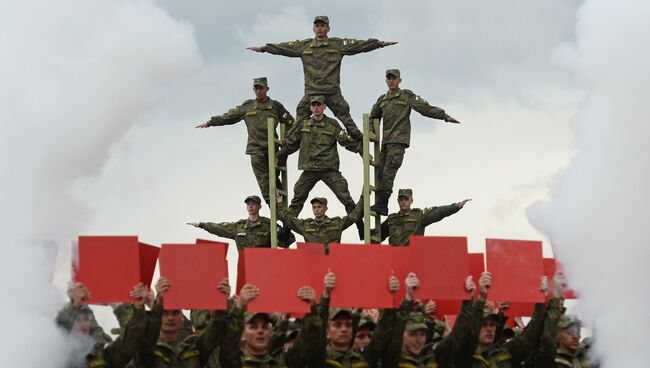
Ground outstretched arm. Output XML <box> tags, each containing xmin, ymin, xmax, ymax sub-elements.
<box><xmin>248</xmin><ymin>40</ymin><xmax>305</xmax><ymax>57</ymax></box>
<box><xmin>187</xmin><ymin>221</ymin><xmax>237</xmax><ymax>240</ymax></box>
<box><xmin>408</xmin><ymin>92</ymin><xmax>460</xmax><ymax>123</ymax></box>
<box><xmin>196</xmin><ymin>105</ymin><xmax>246</xmax><ymax>128</ymax></box>
<box><xmin>421</xmin><ymin>199</ymin><xmax>470</xmax><ymax>227</ymax></box>
<box><xmin>340</xmin><ymin>38</ymin><xmax>398</xmax><ymax>56</ymax></box>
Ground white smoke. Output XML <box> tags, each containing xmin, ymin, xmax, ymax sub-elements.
<box><xmin>528</xmin><ymin>0</ymin><xmax>650</xmax><ymax>366</ymax></box>
<box><xmin>0</xmin><ymin>0</ymin><xmax>200</xmax><ymax>366</ymax></box>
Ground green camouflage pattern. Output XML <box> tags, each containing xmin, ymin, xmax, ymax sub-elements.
<box><xmin>249</xmin><ymin>153</ymin><xmax>281</xmax><ymax>204</ymax></box>
<box><xmin>295</xmin><ymin>92</ymin><xmax>362</xmax><ymax>140</ymax></box>
<box><xmin>377</xmin><ymin>143</ymin><xmax>406</xmax><ymax>193</ymax></box>
<box><xmin>288</xmin><ymin>170</ymin><xmax>356</xmax><ymax>216</ymax></box>
<box><xmin>200</xmin><ymin>217</ymin><xmax>294</xmax><ymax>250</ymax></box>
<box><xmin>379</xmin><ymin>204</ymin><xmax>461</xmax><ymax>246</ymax></box>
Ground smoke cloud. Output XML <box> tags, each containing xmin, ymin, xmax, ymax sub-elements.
<box><xmin>528</xmin><ymin>0</ymin><xmax>650</xmax><ymax>366</ymax></box>
<box><xmin>0</xmin><ymin>0</ymin><xmax>200</xmax><ymax>366</ymax></box>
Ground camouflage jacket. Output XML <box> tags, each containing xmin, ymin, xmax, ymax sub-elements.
<box><xmin>379</xmin><ymin>204</ymin><xmax>461</xmax><ymax>246</ymax></box>
<box><xmin>554</xmin><ymin>349</ymin><xmax>597</xmax><ymax>368</ymax></box>
<box><xmin>277</xmin><ymin>115</ymin><xmax>362</xmax><ymax>172</ymax></box>
<box><xmin>200</xmin><ymin>216</ymin><xmax>294</xmax><ymax>250</ymax></box>
<box><xmin>278</xmin><ymin>197</ymin><xmax>363</xmax><ymax>253</ymax></box>
<box><xmin>207</xmin><ymin>97</ymin><xmax>294</xmax><ymax>155</ymax></box>
<box><xmin>369</xmin><ymin>88</ymin><xmax>450</xmax><ymax>147</ymax></box>
<box><xmin>261</xmin><ymin>37</ymin><xmax>384</xmax><ymax>95</ymax></box>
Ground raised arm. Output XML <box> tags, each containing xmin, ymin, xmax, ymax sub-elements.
<box><xmin>340</xmin><ymin>38</ymin><xmax>397</xmax><ymax>56</ymax></box>
<box><xmin>286</xmin><ymin>286</ymin><xmax>327</xmax><ymax>368</ymax></box>
<box><xmin>193</xmin><ymin>277</ymin><xmax>231</xmax><ymax>365</ymax></box>
<box><xmin>421</xmin><ymin>199</ymin><xmax>470</xmax><ymax>227</ymax></box>
<box><xmin>362</xmin><ymin>274</ymin><xmax>401</xmax><ymax>367</ymax></box>
<box><xmin>196</xmin><ymin>104</ymin><xmax>246</xmax><ymax>128</ymax></box>
<box><xmin>277</xmin><ymin>195</ymin><xmax>306</xmax><ymax>235</ymax></box>
<box><xmin>187</xmin><ymin>221</ymin><xmax>237</xmax><ymax>240</ymax></box>
<box><xmin>249</xmin><ymin>40</ymin><xmax>306</xmax><ymax>57</ymax></box>
<box><xmin>340</xmin><ymin>196</ymin><xmax>365</xmax><ymax>230</ymax></box>
<box><xmin>405</xmin><ymin>91</ymin><xmax>457</xmax><ymax>123</ymax></box>
<box><xmin>276</xmin><ymin>121</ymin><xmax>304</xmax><ymax>165</ymax></box>
<box><xmin>335</xmin><ymin>125</ymin><xmax>363</xmax><ymax>154</ymax></box>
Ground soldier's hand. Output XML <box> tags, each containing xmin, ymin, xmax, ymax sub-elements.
<box><xmin>324</xmin><ymin>271</ymin><xmax>336</xmax><ymax>297</ymax></box>
<box><xmin>187</xmin><ymin>222</ymin><xmax>200</xmax><ymax>228</ymax></box>
<box><xmin>195</xmin><ymin>122</ymin><xmax>210</xmax><ymax>128</ymax></box>
<box><xmin>71</xmin><ymin>282</ymin><xmax>91</xmax><ymax>308</ymax></box>
<box><xmin>381</xmin><ymin>41</ymin><xmax>398</xmax><ymax>47</ymax></box>
<box><xmin>145</xmin><ymin>288</ymin><xmax>155</xmax><ymax>309</ymax></box>
<box><xmin>129</xmin><ymin>282</ymin><xmax>149</xmax><ymax>309</ymax></box>
<box><xmin>496</xmin><ymin>301</ymin><xmax>510</xmax><ymax>312</ymax></box>
<box><xmin>388</xmin><ymin>275</ymin><xmax>400</xmax><ymax>294</ymax></box>
<box><xmin>445</xmin><ymin>116</ymin><xmax>460</xmax><ymax>124</ymax></box>
<box><xmin>405</xmin><ymin>272</ymin><xmax>419</xmax><ymax>300</ymax></box>
<box><xmin>218</xmin><ymin>277</ymin><xmax>231</xmax><ymax>296</ymax></box>
<box><xmin>276</xmin><ymin>192</ymin><xmax>283</xmax><ymax>204</ymax></box>
<box><xmin>464</xmin><ymin>276</ymin><xmax>476</xmax><ymax>296</ymax></box>
<box><xmin>457</xmin><ymin>199</ymin><xmax>472</xmax><ymax>208</ymax></box>
<box><xmin>237</xmin><ymin>284</ymin><xmax>260</xmax><ymax>309</ymax></box>
<box><xmin>553</xmin><ymin>271</ymin><xmax>568</xmax><ymax>298</ymax></box>
<box><xmin>479</xmin><ymin>272</ymin><xmax>492</xmax><ymax>299</ymax></box>
<box><xmin>246</xmin><ymin>46</ymin><xmax>263</xmax><ymax>52</ymax></box>
<box><xmin>297</xmin><ymin>286</ymin><xmax>316</xmax><ymax>303</ymax></box>
<box><xmin>155</xmin><ymin>277</ymin><xmax>170</xmax><ymax>300</ymax></box>
<box><xmin>425</xmin><ymin>300</ymin><xmax>436</xmax><ymax>316</ymax></box>
<box><xmin>539</xmin><ymin>275</ymin><xmax>549</xmax><ymax>297</ymax></box>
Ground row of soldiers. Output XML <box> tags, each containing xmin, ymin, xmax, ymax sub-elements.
<box><xmin>57</xmin><ymin>269</ymin><xmax>596</xmax><ymax>367</ymax></box>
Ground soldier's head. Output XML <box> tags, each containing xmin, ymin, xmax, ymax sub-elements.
<box><xmin>309</xmin><ymin>95</ymin><xmax>327</xmax><ymax>119</ymax></box>
<box><xmin>397</xmin><ymin>188</ymin><xmax>414</xmax><ymax>211</ymax></box>
<box><xmin>313</xmin><ymin>16</ymin><xmax>330</xmax><ymax>39</ymax></box>
<box><xmin>402</xmin><ymin>312</ymin><xmax>428</xmax><ymax>356</ymax></box>
<box><xmin>71</xmin><ymin>307</ymin><xmax>94</xmax><ymax>335</ymax></box>
<box><xmin>353</xmin><ymin>316</ymin><xmax>375</xmax><ymax>352</ymax></box>
<box><xmin>385</xmin><ymin>69</ymin><xmax>402</xmax><ymax>91</ymax></box>
<box><xmin>557</xmin><ymin>315</ymin><xmax>582</xmax><ymax>353</ymax></box>
<box><xmin>161</xmin><ymin>309</ymin><xmax>184</xmax><ymax>335</ymax></box>
<box><xmin>478</xmin><ymin>309</ymin><xmax>499</xmax><ymax>348</ymax></box>
<box><xmin>253</xmin><ymin>77</ymin><xmax>270</xmax><ymax>101</ymax></box>
<box><xmin>244</xmin><ymin>195</ymin><xmax>262</xmax><ymax>216</ymax></box>
<box><xmin>327</xmin><ymin>308</ymin><xmax>353</xmax><ymax>351</ymax></box>
<box><xmin>242</xmin><ymin>313</ymin><xmax>272</xmax><ymax>356</ymax></box>
<box><xmin>310</xmin><ymin>197</ymin><xmax>328</xmax><ymax>219</ymax></box>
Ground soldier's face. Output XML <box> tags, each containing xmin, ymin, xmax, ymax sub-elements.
<box><xmin>398</xmin><ymin>197</ymin><xmax>413</xmax><ymax>211</ymax></box>
<box><xmin>246</xmin><ymin>201</ymin><xmax>261</xmax><ymax>216</ymax></box>
<box><xmin>385</xmin><ymin>75</ymin><xmax>401</xmax><ymax>91</ymax></box>
<box><xmin>327</xmin><ymin>316</ymin><xmax>353</xmax><ymax>349</ymax></box>
<box><xmin>310</xmin><ymin>102</ymin><xmax>326</xmax><ymax>118</ymax></box>
<box><xmin>312</xmin><ymin>202</ymin><xmax>327</xmax><ymax>218</ymax></box>
<box><xmin>558</xmin><ymin>327</ymin><xmax>581</xmax><ymax>353</ymax></box>
<box><xmin>478</xmin><ymin>318</ymin><xmax>497</xmax><ymax>346</ymax></box>
<box><xmin>161</xmin><ymin>310</ymin><xmax>183</xmax><ymax>333</ymax></box>
<box><xmin>402</xmin><ymin>329</ymin><xmax>427</xmax><ymax>356</ymax></box>
<box><xmin>243</xmin><ymin>318</ymin><xmax>271</xmax><ymax>354</ymax></box>
<box><xmin>253</xmin><ymin>85</ymin><xmax>269</xmax><ymax>101</ymax></box>
<box><xmin>313</xmin><ymin>21</ymin><xmax>330</xmax><ymax>38</ymax></box>
<box><xmin>353</xmin><ymin>326</ymin><xmax>373</xmax><ymax>351</ymax></box>
<box><xmin>71</xmin><ymin>313</ymin><xmax>92</xmax><ymax>335</ymax></box>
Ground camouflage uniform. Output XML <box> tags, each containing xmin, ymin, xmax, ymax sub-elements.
<box><xmin>378</xmin><ymin>189</ymin><xmax>462</xmax><ymax>246</ymax></box>
<box><xmin>369</xmin><ymin>70</ymin><xmax>452</xmax><ymax>214</ymax></box>
<box><xmin>278</xmin><ymin>196</ymin><xmax>364</xmax><ymax>253</ymax></box>
<box><xmin>258</xmin><ymin>16</ymin><xmax>390</xmax><ymax>140</ymax></box>
<box><xmin>204</xmin><ymin>77</ymin><xmax>294</xmax><ymax>204</ymax></box>
<box><xmin>276</xmin><ymin>109</ymin><xmax>362</xmax><ymax>217</ymax></box>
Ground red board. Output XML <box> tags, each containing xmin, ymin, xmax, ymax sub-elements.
<box><xmin>297</xmin><ymin>242</ymin><xmax>326</xmax><ymax>256</ymax></box>
<box><xmin>409</xmin><ymin>236</ymin><xmax>470</xmax><ymax>301</ymax></box>
<box><xmin>159</xmin><ymin>243</ymin><xmax>228</xmax><ymax>310</ymax></box>
<box><xmin>139</xmin><ymin>242</ymin><xmax>160</xmax><ymax>288</ymax></box>
<box><xmin>236</xmin><ymin>250</ymin><xmax>246</xmax><ymax>294</ymax></box>
<box><xmin>308</xmin><ymin>254</ymin><xmax>329</xmax><ymax>299</ymax></box>
<box><xmin>486</xmin><ymin>239</ymin><xmax>544</xmax><ymax>303</ymax></box>
<box><xmin>390</xmin><ymin>246</ymin><xmax>411</xmax><ymax>306</ymax></box>
<box><xmin>543</xmin><ymin>258</ymin><xmax>577</xmax><ymax>299</ymax></box>
<box><xmin>434</xmin><ymin>300</ymin><xmax>462</xmax><ymax>319</ymax></box>
<box><xmin>329</xmin><ymin>244</ymin><xmax>394</xmax><ymax>308</ymax></box>
<box><xmin>244</xmin><ymin>248</ymin><xmax>312</xmax><ymax>313</ymax></box>
<box><xmin>468</xmin><ymin>253</ymin><xmax>485</xmax><ymax>298</ymax></box>
<box><xmin>502</xmin><ymin>302</ymin><xmax>535</xmax><ymax>317</ymax></box>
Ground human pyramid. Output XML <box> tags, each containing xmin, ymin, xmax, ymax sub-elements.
<box><xmin>58</xmin><ymin>16</ymin><xmax>590</xmax><ymax>368</ymax></box>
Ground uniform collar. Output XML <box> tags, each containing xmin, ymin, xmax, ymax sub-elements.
<box><xmin>310</xmin><ymin>37</ymin><xmax>329</xmax><ymax>47</ymax></box>
<box><xmin>242</xmin><ymin>350</ymin><xmax>277</xmax><ymax>364</ymax></box>
<box><xmin>385</xmin><ymin>88</ymin><xmax>402</xmax><ymax>99</ymax></box>
<box><xmin>309</xmin><ymin>115</ymin><xmax>328</xmax><ymax>125</ymax></box>
<box><xmin>245</xmin><ymin>217</ymin><xmax>263</xmax><ymax>229</ymax></box>
<box><xmin>254</xmin><ymin>98</ymin><xmax>272</xmax><ymax>109</ymax></box>
<box><xmin>313</xmin><ymin>215</ymin><xmax>331</xmax><ymax>224</ymax></box>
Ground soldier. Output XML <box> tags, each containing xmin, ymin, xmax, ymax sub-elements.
<box><xmin>247</xmin><ymin>16</ymin><xmax>397</xmax><ymax>141</ymax></box>
<box><xmin>187</xmin><ymin>194</ymin><xmax>295</xmax><ymax>250</ymax></box>
<box><xmin>276</xmin><ymin>194</ymin><xmax>364</xmax><ymax>253</ymax></box>
<box><xmin>352</xmin><ymin>315</ymin><xmax>376</xmax><ymax>353</ymax></box>
<box><xmin>369</xmin><ymin>69</ymin><xmax>461</xmax><ymax>215</ymax></box>
<box><xmin>196</xmin><ymin>77</ymin><xmax>294</xmax><ymax>205</ymax></box>
<box><xmin>376</xmin><ymin>189</ymin><xmax>470</xmax><ymax>246</ymax></box>
<box><xmin>276</xmin><ymin>95</ymin><xmax>365</xmax><ymax>239</ymax></box>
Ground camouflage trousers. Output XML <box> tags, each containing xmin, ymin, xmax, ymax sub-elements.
<box><xmin>250</xmin><ymin>153</ymin><xmax>282</xmax><ymax>205</ymax></box>
<box><xmin>377</xmin><ymin>143</ymin><xmax>407</xmax><ymax>194</ymax></box>
<box><xmin>296</xmin><ymin>93</ymin><xmax>363</xmax><ymax>140</ymax></box>
<box><xmin>288</xmin><ymin>170</ymin><xmax>356</xmax><ymax>216</ymax></box>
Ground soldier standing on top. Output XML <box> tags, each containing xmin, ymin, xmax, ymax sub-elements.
<box><xmin>369</xmin><ymin>69</ymin><xmax>461</xmax><ymax>215</ymax></box>
<box><xmin>247</xmin><ymin>16</ymin><xmax>398</xmax><ymax>141</ymax></box>
<box><xmin>196</xmin><ymin>77</ymin><xmax>294</xmax><ymax>205</ymax></box>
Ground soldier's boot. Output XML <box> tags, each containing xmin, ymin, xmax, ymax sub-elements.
<box><xmin>355</xmin><ymin>219</ymin><xmax>365</xmax><ymax>241</ymax></box>
<box><xmin>370</xmin><ymin>191</ymin><xmax>390</xmax><ymax>216</ymax></box>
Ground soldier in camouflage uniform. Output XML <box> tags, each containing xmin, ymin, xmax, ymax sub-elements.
<box><xmin>276</xmin><ymin>195</ymin><xmax>364</xmax><ymax>253</ymax></box>
<box><xmin>276</xmin><ymin>95</ymin><xmax>366</xmax><ymax>239</ymax></box>
<box><xmin>369</xmin><ymin>69</ymin><xmax>461</xmax><ymax>215</ymax></box>
<box><xmin>196</xmin><ymin>77</ymin><xmax>294</xmax><ymax>205</ymax></box>
<box><xmin>187</xmin><ymin>195</ymin><xmax>294</xmax><ymax>250</ymax></box>
<box><xmin>247</xmin><ymin>16</ymin><xmax>397</xmax><ymax>141</ymax></box>
<box><xmin>377</xmin><ymin>189</ymin><xmax>470</xmax><ymax>246</ymax></box>
<box><xmin>552</xmin><ymin>316</ymin><xmax>597</xmax><ymax>368</ymax></box>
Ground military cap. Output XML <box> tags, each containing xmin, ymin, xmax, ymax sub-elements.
<box><xmin>558</xmin><ymin>314</ymin><xmax>582</xmax><ymax>330</ymax></box>
<box><xmin>253</xmin><ymin>77</ymin><xmax>268</xmax><ymax>87</ymax></box>
<box><xmin>385</xmin><ymin>69</ymin><xmax>401</xmax><ymax>78</ymax></box>
<box><xmin>483</xmin><ymin>305</ymin><xmax>499</xmax><ymax>320</ymax></box>
<box><xmin>328</xmin><ymin>307</ymin><xmax>352</xmax><ymax>320</ymax></box>
<box><xmin>397</xmin><ymin>188</ymin><xmax>413</xmax><ymax>199</ymax></box>
<box><xmin>244</xmin><ymin>312</ymin><xmax>271</xmax><ymax>324</ymax></box>
<box><xmin>314</xmin><ymin>16</ymin><xmax>329</xmax><ymax>24</ymax></box>
<box><xmin>405</xmin><ymin>312</ymin><xmax>429</xmax><ymax>331</ymax></box>
<box><xmin>310</xmin><ymin>95</ymin><xmax>326</xmax><ymax>105</ymax></box>
<box><xmin>244</xmin><ymin>195</ymin><xmax>262</xmax><ymax>204</ymax></box>
<box><xmin>310</xmin><ymin>197</ymin><xmax>328</xmax><ymax>206</ymax></box>
<box><xmin>358</xmin><ymin>316</ymin><xmax>376</xmax><ymax>330</ymax></box>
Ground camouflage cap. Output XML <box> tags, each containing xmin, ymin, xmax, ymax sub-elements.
<box><xmin>328</xmin><ymin>307</ymin><xmax>352</xmax><ymax>320</ymax></box>
<box><xmin>397</xmin><ymin>188</ymin><xmax>413</xmax><ymax>199</ymax></box>
<box><xmin>310</xmin><ymin>95</ymin><xmax>326</xmax><ymax>105</ymax></box>
<box><xmin>253</xmin><ymin>77</ymin><xmax>268</xmax><ymax>87</ymax></box>
<box><xmin>385</xmin><ymin>69</ymin><xmax>401</xmax><ymax>78</ymax></box>
<box><xmin>244</xmin><ymin>312</ymin><xmax>271</xmax><ymax>324</ymax></box>
<box><xmin>358</xmin><ymin>316</ymin><xmax>376</xmax><ymax>330</ymax></box>
<box><xmin>314</xmin><ymin>16</ymin><xmax>329</xmax><ymax>24</ymax></box>
<box><xmin>405</xmin><ymin>312</ymin><xmax>429</xmax><ymax>332</ymax></box>
<box><xmin>310</xmin><ymin>197</ymin><xmax>328</xmax><ymax>206</ymax></box>
<box><xmin>483</xmin><ymin>304</ymin><xmax>499</xmax><ymax>320</ymax></box>
<box><xmin>558</xmin><ymin>314</ymin><xmax>582</xmax><ymax>330</ymax></box>
<box><xmin>244</xmin><ymin>195</ymin><xmax>262</xmax><ymax>204</ymax></box>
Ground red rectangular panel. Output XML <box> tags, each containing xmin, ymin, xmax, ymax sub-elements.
<box><xmin>543</xmin><ymin>258</ymin><xmax>577</xmax><ymax>299</ymax></box>
<box><xmin>236</xmin><ymin>250</ymin><xmax>246</xmax><ymax>294</ymax></box>
<box><xmin>329</xmin><ymin>244</ymin><xmax>394</xmax><ymax>309</ymax></box>
<box><xmin>468</xmin><ymin>253</ymin><xmax>485</xmax><ymax>298</ymax></box>
<box><xmin>297</xmin><ymin>242</ymin><xmax>326</xmax><ymax>256</ymax></box>
<box><xmin>244</xmin><ymin>248</ymin><xmax>311</xmax><ymax>313</ymax></box>
<box><xmin>503</xmin><ymin>302</ymin><xmax>535</xmax><ymax>317</ymax></box>
<box><xmin>409</xmin><ymin>236</ymin><xmax>469</xmax><ymax>301</ymax></box>
<box><xmin>486</xmin><ymin>239</ymin><xmax>544</xmax><ymax>303</ymax></box>
<box><xmin>159</xmin><ymin>243</ymin><xmax>228</xmax><ymax>310</ymax></box>
<box><xmin>139</xmin><ymin>242</ymin><xmax>159</xmax><ymax>288</ymax></box>
<box><xmin>77</xmin><ymin>236</ymin><xmax>141</xmax><ymax>304</ymax></box>
<box><xmin>390</xmin><ymin>246</ymin><xmax>411</xmax><ymax>307</ymax></box>
<box><xmin>434</xmin><ymin>300</ymin><xmax>462</xmax><ymax>319</ymax></box>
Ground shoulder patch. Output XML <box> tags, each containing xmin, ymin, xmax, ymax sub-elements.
<box><xmin>415</xmin><ymin>95</ymin><xmax>429</xmax><ymax>104</ymax></box>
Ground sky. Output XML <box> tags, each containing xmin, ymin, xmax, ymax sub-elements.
<box><xmin>4</xmin><ymin>0</ymin><xmax>648</xmax><ymax>366</ymax></box>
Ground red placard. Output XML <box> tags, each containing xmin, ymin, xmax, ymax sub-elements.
<box><xmin>237</xmin><ymin>250</ymin><xmax>246</xmax><ymax>294</ymax></box>
<box><xmin>159</xmin><ymin>243</ymin><xmax>228</xmax><ymax>310</ymax></box>
<box><xmin>434</xmin><ymin>300</ymin><xmax>463</xmax><ymax>319</ymax></box>
<box><xmin>468</xmin><ymin>253</ymin><xmax>485</xmax><ymax>298</ymax></box>
<box><xmin>139</xmin><ymin>242</ymin><xmax>160</xmax><ymax>288</ymax></box>
<box><xmin>244</xmin><ymin>248</ymin><xmax>311</xmax><ymax>313</ymax></box>
<box><xmin>486</xmin><ymin>239</ymin><xmax>544</xmax><ymax>303</ymax></box>
<box><xmin>329</xmin><ymin>244</ymin><xmax>394</xmax><ymax>308</ymax></box>
<box><xmin>543</xmin><ymin>258</ymin><xmax>577</xmax><ymax>299</ymax></box>
<box><xmin>297</xmin><ymin>242</ymin><xmax>326</xmax><ymax>255</ymax></box>
<box><xmin>502</xmin><ymin>302</ymin><xmax>535</xmax><ymax>317</ymax></box>
<box><xmin>391</xmin><ymin>246</ymin><xmax>411</xmax><ymax>306</ymax></box>
<box><xmin>409</xmin><ymin>236</ymin><xmax>469</xmax><ymax>301</ymax></box>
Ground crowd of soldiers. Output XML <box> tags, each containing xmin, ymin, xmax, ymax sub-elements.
<box><xmin>56</xmin><ymin>16</ymin><xmax>597</xmax><ymax>368</ymax></box>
